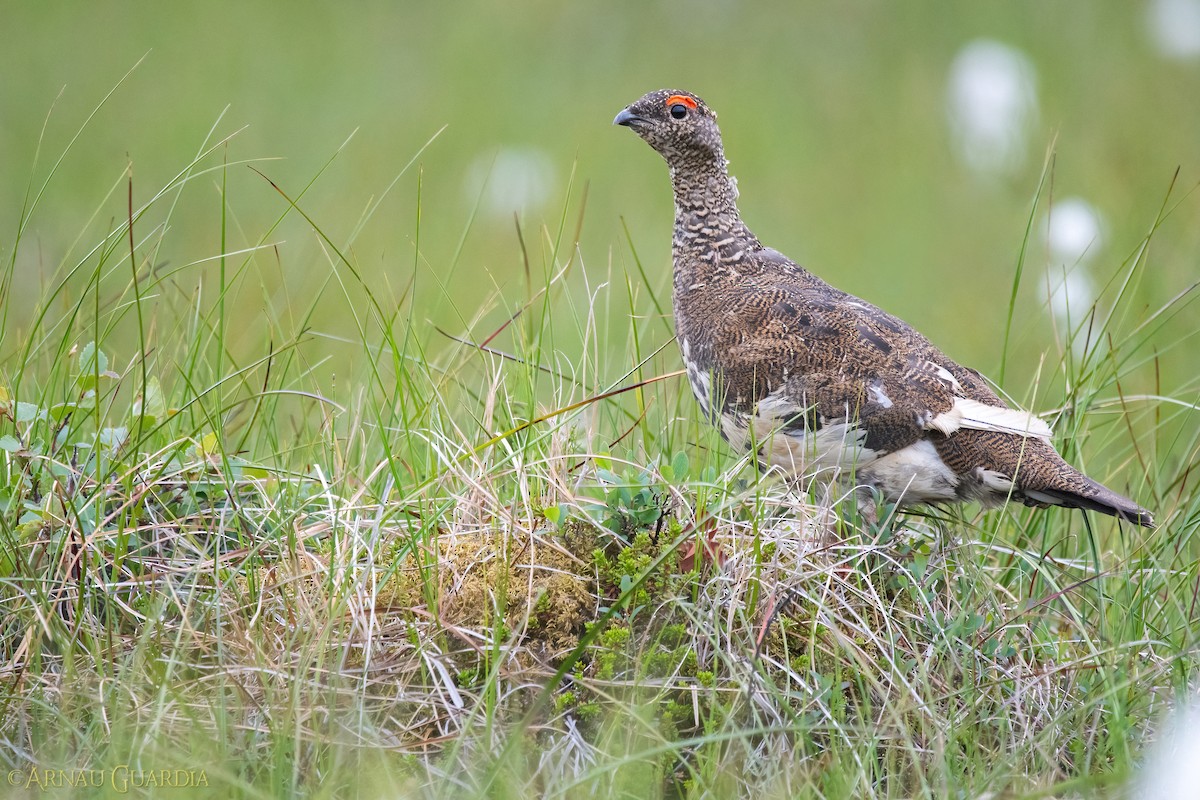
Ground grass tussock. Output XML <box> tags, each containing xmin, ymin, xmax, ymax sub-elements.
<box><xmin>1</xmin><ymin>98</ymin><xmax>1199</xmax><ymax>800</ymax></box>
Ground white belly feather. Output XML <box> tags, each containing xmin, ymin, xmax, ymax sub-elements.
<box><xmin>730</xmin><ymin>412</ymin><xmax>960</xmax><ymax>505</ymax></box>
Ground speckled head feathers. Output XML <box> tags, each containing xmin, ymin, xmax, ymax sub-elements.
<box><xmin>614</xmin><ymin>89</ymin><xmax>724</xmax><ymax>168</ymax></box>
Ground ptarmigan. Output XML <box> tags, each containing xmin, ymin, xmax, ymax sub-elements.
<box><xmin>614</xmin><ymin>88</ymin><xmax>1153</xmax><ymax>527</ymax></box>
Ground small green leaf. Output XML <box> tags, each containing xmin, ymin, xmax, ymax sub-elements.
<box><xmin>0</xmin><ymin>435</ymin><xmax>20</xmax><ymax>453</ymax></box>
<box><xmin>98</xmin><ymin>427</ymin><xmax>128</xmax><ymax>450</ymax></box>
<box><xmin>49</xmin><ymin>402</ymin><xmax>78</xmax><ymax>421</ymax></box>
<box><xmin>597</xmin><ymin>468</ymin><xmax>621</xmax><ymax>485</ymax></box>
<box><xmin>77</xmin><ymin>341</ymin><xmax>109</xmax><ymax>375</ymax></box>
<box><xmin>194</xmin><ymin>431</ymin><xmax>221</xmax><ymax>458</ymax></box>
<box><xmin>671</xmin><ymin>451</ymin><xmax>689</xmax><ymax>480</ymax></box>
<box><xmin>15</xmin><ymin>402</ymin><xmax>42</xmax><ymax>423</ymax></box>
<box><xmin>543</xmin><ymin>505</ymin><xmax>564</xmax><ymax>526</ymax></box>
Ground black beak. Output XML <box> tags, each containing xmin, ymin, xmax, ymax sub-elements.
<box><xmin>613</xmin><ymin>107</ymin><xmax>642</xmax><ymax>127</ymax></box>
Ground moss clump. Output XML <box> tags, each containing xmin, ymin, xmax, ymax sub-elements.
<box><xmin>382</xmin><ymin>520</ymin><xmax>602</xmax><ymax>660</ymax></box>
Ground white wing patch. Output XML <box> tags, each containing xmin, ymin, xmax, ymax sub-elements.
<box><xmin>933</xmin><ymin>363</ymin><xmax>963</xmax><ymax>392</ymax></box>
<box><xmin>928</xmin><ymin>396</ymin><xmax>1052</xmax><ymax>439</ymax></box>
<box><xmin>868</xmin><ymin>382</ymin><xmax>893</xmax><ymax>409</ymax></box>
<box><xmin>926</xmin><ymin>404</ymin><xmax>962</xmax><ymax>435</ymax></box>
<box><xmin>976</xmin><ymin>467</ymin><xmax>1014</xmax><ymax>492</ymax></box>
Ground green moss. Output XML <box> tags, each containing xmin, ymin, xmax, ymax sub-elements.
<box><xmin>553</xmin><ymin>691</ymin><xmax>576</xmax><ymax>712</ymax></box>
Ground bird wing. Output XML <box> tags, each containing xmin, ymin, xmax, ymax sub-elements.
<box><xmin>696</xmin><ymin>272</ymin><xmax>1051</xmax><ymax>461</ymax></box>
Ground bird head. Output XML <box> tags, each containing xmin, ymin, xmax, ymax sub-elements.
<box><xmin>614</xmin><ymin>89</ymin><xmax>724</xmax><ymax>169</ymax></box>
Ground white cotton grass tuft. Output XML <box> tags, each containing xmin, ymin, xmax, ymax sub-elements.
<box><xmin>1044</xmin><ymin>197</ymin><xmax>1103</xmax><ymax>354</ymax></box>
<box><xmin>463</xmin><ymin>146</ymin><xmax>557</xmax><ymax>221</ymax></box>
<box><xmin>1131</xmin><ymin>700</ymin><xmax>1200</xmax><ymax>800</ymax></box>
<box><xmin>1046</xmin><ymin>197</ymin><xmax>1105</xmax><ymax>266</ymax></box>
<box><xmin>946</xmin><ymin>39</ymin><xmax>1040</xmax><ymax>178</ymax></box>
<box><xmin>1147</xmin><ymin>0</ymin><xmax>1200</xmax><ymax>59</ymax></box>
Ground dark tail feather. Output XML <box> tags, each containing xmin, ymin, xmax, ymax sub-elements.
<box><xmin>1024</xmin><ymin>481</ymin><xmax>1155</xmax><ymax>528</ymax></box>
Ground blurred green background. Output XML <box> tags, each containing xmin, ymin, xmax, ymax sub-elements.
<box><xmin>2</xmin><ymin>1</ymin><xmax>1198</xmax><ymax>397</ymax></box>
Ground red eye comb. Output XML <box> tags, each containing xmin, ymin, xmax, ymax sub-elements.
<box><xmin>666</xmin><ymin>94</ymin><xmax>698</xmax><ymax>110</ymax></box>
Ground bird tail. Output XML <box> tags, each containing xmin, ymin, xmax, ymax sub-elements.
<box><xmin>1023</xmin><ymin>475</ymin><xmax>1155</xmax><ymax>528</ymax></box>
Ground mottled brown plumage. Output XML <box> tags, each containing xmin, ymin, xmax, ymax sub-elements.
<box><xmin>614</xmin><ymin>88</ymin><xmax>1153</xmax><ymax>527</ymax></box>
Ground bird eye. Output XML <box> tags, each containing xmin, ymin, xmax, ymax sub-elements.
<box><xmin>669</xmin><ymin>103</ymin><xmax>688</xmax><ymax>120</ymax></box>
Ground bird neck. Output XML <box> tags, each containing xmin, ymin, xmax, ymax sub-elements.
<box><xmin>669</xmin><ymin>158</ymin><xmax>757</xmax><ymax>249</ymax></box>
